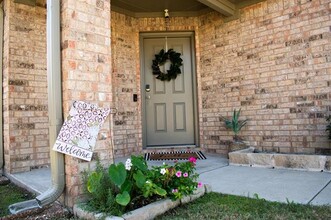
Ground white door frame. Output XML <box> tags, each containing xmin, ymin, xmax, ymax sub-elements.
<box><xmin>139</xmin><ymin>32</ymin><xmax>199</xmax><ymax>148</ymax></box>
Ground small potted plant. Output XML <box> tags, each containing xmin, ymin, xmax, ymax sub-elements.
<box><xmin>220</xmin><ymin>108</ymin><xmax>249</xmax><ymax>152</ymax></box>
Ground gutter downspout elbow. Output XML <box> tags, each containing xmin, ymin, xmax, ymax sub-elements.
<box><xmin>9</xmin><ymin>0</ymin><xmax>64</xmax><ymax>214</ymax></box>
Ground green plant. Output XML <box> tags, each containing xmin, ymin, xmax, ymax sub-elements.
<box><xmin>220</xmin><ymin>108</ymin><xmax>249</xmax><ymax>141</ymax></box>
<box><xmin>149</xmin><ymin>157</ymin><xmax>200</xmax><ymax>200</ymax></box>
<box><xmin>85</xmin><ymin>160</ymin><xmax>122</xmax><ymax>215</ymax></box>
<box><xmin>84</xmin><ymin>155</ymin><xmax>199</xmax><ymax>216</ymax></box>
<box><xmin>326</xmin><ymin>115</ymin><xmax>331</xmax><ymax>139</ymax></box>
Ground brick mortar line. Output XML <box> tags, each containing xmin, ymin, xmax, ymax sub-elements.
<box><xmin>307</xmin><ymin>178</ymin><xmax>331</xmax><ymax>205</ymax></box>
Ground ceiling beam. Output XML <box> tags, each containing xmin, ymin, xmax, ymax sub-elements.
<box><xmin>197</xmin><ymin>0</ymin><xmax>235</xmax><ymax>16</ymax></box>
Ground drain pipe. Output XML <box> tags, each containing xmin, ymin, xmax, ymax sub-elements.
<box><xmin>9</xmin><ymin>0</ymin><xmax>64</xmax><ymax>213</ymax></box>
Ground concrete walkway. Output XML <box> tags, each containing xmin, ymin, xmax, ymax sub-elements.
<box><xmin>7</xmin><ymin>153</ymin><xmax>331</xmax><ymax>206</ymax></box>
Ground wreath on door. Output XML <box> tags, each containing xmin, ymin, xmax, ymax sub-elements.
<box><xmin>151</xmin><ymin>49</ymin><xmax>183</xmax><ymax>81</ymax></box>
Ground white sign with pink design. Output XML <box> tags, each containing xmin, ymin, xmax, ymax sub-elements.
<box><xmin>53</xmin><ymin>101</ymin><xmax>110</xmax><ymax>161</ymax></box>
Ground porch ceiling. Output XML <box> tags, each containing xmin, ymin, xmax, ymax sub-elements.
<box><xmin>111</xmin><ymin>0</ymin><xmax>263</xmax><ymax>18</ymax></box>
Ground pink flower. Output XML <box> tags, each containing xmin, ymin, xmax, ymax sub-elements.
<box><xmin>172</xmin><ymin>189</ymin><xmax>178</xmax><ymax>193</ymax></box>
<box><xmin>198</xmin><ymin>182</ymin><xmax>203</xmax><ymax>188</ymax></box>
<box><xmin>183</xmin><ymin>172</ymin><xmax>189</xmax><ymax>177</ymax></box>
<box><xmin>175</xmin><ymin>171</ymin><xmax>182</xmax><ymax>177</ymax></box>
<box><xmin>189</xmin><ymin>157</ymin><xmax>197</xmax><ymax>164</ymax></box>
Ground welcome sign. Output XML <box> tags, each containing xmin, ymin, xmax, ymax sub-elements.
<box><xmin>53</xmin><ymin>101</ymin><xmax>110</xmax><ymax>161</ymax></box>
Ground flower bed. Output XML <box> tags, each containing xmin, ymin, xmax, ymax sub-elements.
<box><xmin>74</xmin><ymin>185</ymin><xmax>211</xmax><ymax>220</ymax></box>
<box><xmin>78</xmin><ymin>156</ymin><xmax>205</xmax><ymax>219</ymax></box>
<box><xmin>229</xmin><ymin>147</ymin><xmax>331</xmax><ymax>172</ymax></box>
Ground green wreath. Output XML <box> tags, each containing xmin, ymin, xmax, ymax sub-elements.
<box><xmin>152</xmin><ymin>49</ymin><xmax>183</xmax><ymax>81</ymax></box>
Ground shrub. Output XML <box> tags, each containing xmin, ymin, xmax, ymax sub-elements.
<box><xmin>84</xmin><ymin>156</ymin><xmax>200</xmax><ymax>216</ymax></box>
<box><xmin>82</xmin><ymin>160</ymin><xmax>122</xmax><ymax>215</ymax></box>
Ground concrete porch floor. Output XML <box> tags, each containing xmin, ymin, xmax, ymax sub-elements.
<box><xmin>6</xmin><ymin>153</ymin><xmax>331</xmax><ymax>205</ymax></box>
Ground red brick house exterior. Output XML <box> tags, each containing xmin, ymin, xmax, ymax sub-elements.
<box><xmin>1</xmin><ymin>0</ymin><xmax>330</xmax><ymax>207</ymax></box>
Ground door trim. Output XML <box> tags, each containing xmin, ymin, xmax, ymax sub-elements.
<box><xmin>139</xmin><ymin>32</ymin><xmax>199</xmax><ymax>148</ymax></box>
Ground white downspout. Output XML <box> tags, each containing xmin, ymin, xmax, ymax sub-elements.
<box><xmin>9</xmin><ymin>0</ymin><xmax>64</xmax><ymax>213</ymax></box>
<box><xmin>36</xmin><ymin>0</ymin><xmax>64</xmax><ymax>206</ymax></box>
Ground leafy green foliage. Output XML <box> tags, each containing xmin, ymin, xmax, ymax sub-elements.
<box><xmin>87</xmin><ymin>171</ymin><xmax>103</xmax><ymax>193</ymax></box>
<box><xmin>84</xmin><ymin>160</ymin><xmax>123</xmax><ymax>216</ymax></box>
<box><xmin>84</xmin><ymin>155</ymin><xmax>200</xmax><ymax>216</ymax></box>
<box><xmin>149</xmin><ymin>158</ymin><xmax>200</xmax><ymax>200</ymax></box>
<box><xmin>108</xmin><ymin>163</ymin><xmax>127</xmax><ymax>188</ymax></box>
<box><xmin>220</xmin><ymin>108</ymin><xmax>249</xmax><ymax>140</ymax></box>
<box><xmin>131</xmin><ymin>155</ymin><xmax>148</xmax><ymax>172</ymax></box>
<box><xmin>326</xmin><ymin>115</ymin><xmax>331</xmax><ymax>139</ymax></box>
<box><xmin>142</xmin><ymin>181</ymin><xmax>167</xmax><ymax>198</ymax></box>
<box><xmin>121</xmin><ymin>180</ymin><xmax>133</xmax><ymax>193</ymax></box>
<box><xmin>115</xmin><ymin>191</ymin><xmax>130</xmax><ymax>206</ymax></box>
<box><xmin>133</xmin><ymin>170</ymin><xmax>146</xmax><ymax>189</ymax></box>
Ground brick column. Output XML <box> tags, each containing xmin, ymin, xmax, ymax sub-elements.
<box><xmin>2</xmin><ymin>0</ymin><xmax>49</xmax><ymax>173</ymax></box>
<box><xmin>61</xmin><ymin>0</ymin><xmax>113</xmax><ymax>207</ymax></box>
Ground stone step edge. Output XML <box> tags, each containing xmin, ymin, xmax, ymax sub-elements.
<box><xmin>73</xmin><ymin>184</ymin><xmax>212</xmax><ymax>220</ymax></box>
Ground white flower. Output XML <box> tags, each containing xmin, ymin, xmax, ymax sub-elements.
<box><xmin>146</xmin><ymin>180</ymin><xmax>150</xmax><ymax>184</ymax></box>
<box><xmin>125</xmin><ymin>158</ymin><xmax>132</xmax><ymax>171</ymax></box>
<box><xmin>163</xmin><ymin>162</ymin><xmax>166</xmax><ymax>165</ymax></box>
<box><xmin>160</xmin><ymin>168</ymin><xmax>166</xmax><ymax>175</ymax></box>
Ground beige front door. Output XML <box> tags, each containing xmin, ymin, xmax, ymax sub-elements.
<box><xmin>142</xmin><ymin>36</ymin><xmax>196</xmax><ymax>147</ymax></box>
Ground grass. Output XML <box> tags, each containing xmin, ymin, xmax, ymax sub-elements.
<box><xmin>156</xmin><ymin>192</ymin><xmax>331</xmax><ymax>220</ymax></box>
<box><xmin>0</xmin><ymin>183</ymin><xmax>34</xmax><ymax>217</ymax></box>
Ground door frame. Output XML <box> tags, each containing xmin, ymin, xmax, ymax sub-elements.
<box><xmin>139</xmin><ymin>32</ymin><xmax>199</xmax><ymax>148</ymax></box>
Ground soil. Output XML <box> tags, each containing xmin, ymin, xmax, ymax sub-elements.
<box><xmin>0</xmin><ymin>202</ymin><xmax>75</xmax><ymax>220</ymax></box>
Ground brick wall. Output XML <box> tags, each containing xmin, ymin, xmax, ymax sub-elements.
<box><xmin>111</xmin><ymin>13</ymin><xmax>141</xmax><ymax>157</ymax></box>
<box><xmin>61</xmin><ymin>0</ymin><xmax>113</xmax><ymax>207</ymax></box>
<box><xmin>3</xmin><ymin>0</ymin><xmax>49</xmax><ymax>173</ymax></box>
<box><xmin>198</xmin><ymin>0</ymin><xmax>331</xmax><ymax>154</ymax></box>
<box><xmin>2</xmin><ymin>0</ymin><xmax>330</xmax><ymax>207</ymax></box>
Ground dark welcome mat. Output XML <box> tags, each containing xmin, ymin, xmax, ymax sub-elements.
<box><xmin>144</xmin><ymin>151</ymin><xmax>206</xmax><ymax>161</ymax></box>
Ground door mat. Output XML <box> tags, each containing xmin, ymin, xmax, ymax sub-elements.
<box><xmin>144</xmin><ymin>151</ymin><xmax>206</xmax><ymax>161</ymax></box>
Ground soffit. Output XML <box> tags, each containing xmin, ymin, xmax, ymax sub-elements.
<box><xmin>111</xmin><ymin>0</ymin><xmax>264</xmax><ymax>17</ymax></box>
<box><xmin>112</xmin><ymin>0</ymin><xmax>210</xmax><ymax>13</ymax></box>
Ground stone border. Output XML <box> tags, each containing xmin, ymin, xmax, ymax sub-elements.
<box><xmin>229</xmin><ymin>147</ymin><xmax>331</xmax><ymax>172</ymax></box>
<box><xmin>73</xmin><ymin>184</ymin><xmax>212</xmax><ymax>220</ymax></box>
